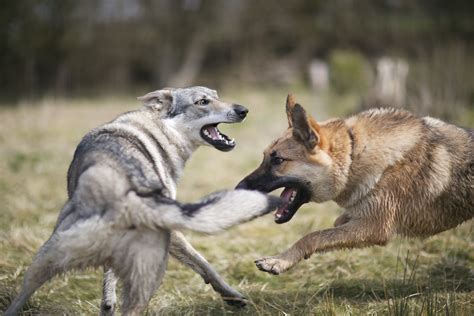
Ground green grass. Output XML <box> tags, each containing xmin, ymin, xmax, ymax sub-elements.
<box><xmin>0</xmin><ymin>89</ymin><xmax>473</xmax><ymax>315</ymax></box>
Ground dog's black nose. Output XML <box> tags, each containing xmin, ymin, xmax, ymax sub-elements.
<box><xmin>233</xmin><ymin>104</ymin><xmax>248</xmax><ymax>119</ymax></box>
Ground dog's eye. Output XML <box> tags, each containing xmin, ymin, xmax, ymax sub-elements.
<box><xmin>195</xmin><ymin>99</ymin><xmax>209</xmax><ymax>106</ymax></box>
<box><xmin>272</xmin><ymin>157</ymin><xmax>284</xmax><ymax>165</ymax></box>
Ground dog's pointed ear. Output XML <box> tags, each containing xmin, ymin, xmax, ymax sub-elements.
<box><xmin>137</xmin><ymin>89</ymin><xmax>173</xmax><ymax>111</ymax></box>
<box><xmin>286</xmin><ymin>93</ymin><xmax>296</xmax><ymax>128</ymax></box>
<box><xmin>291</xmin><ymin>103</ymin><xmax>321</xmax><ymax>152</ymax></box>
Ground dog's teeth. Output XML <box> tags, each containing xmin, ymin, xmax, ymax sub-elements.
<box><xmin>290</xmin><ymin>191</ymin><xmax>296</xmax><ymax>202</ymax></box>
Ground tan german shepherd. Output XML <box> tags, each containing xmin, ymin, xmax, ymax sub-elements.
<box><xmin>237</xmin><ymin>94</ymin><xmax>473</xmax><ymax>275</ymax></box>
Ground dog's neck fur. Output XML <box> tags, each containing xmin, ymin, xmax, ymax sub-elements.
<box><xmin>333</xmin><ymin>110</ymin><xmax>421</xmax><ymax>208</ymax></box>
<box><xmin>314</xmin><ymin>120</ymin><xmax>353</xmax><ymax>203</ymax></box>
<box><xmin>333</xmin><ymin>126</ymin><xmax>368</xmax><ymax>208</ymax></box>
<box><xmin>161</xmin><ymin>118</ymin><xmax>199</xmax><ymax>163</ymax></box>
<box><xmin>113</xmin><ymin>110</ymin><xmax>199</xmax><ymax>195</ymax></box>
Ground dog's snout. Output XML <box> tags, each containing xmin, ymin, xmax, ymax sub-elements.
<box><xmin>235</xmin><ymin>179</ymin><xmax>248</xmax><ymax>190</ymax></box>
<box><xmin>233</xmin><ymin>104</ymin><xmax>248</xmax><ymax>119</ymax></box>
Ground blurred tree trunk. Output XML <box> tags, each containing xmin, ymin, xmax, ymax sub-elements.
<box><xmin>24</xmin><ymin>57</ymin><xmax>37</xmax><ymax>99</ymax></box>
<box><xmin>168</xmin><ymin>31</ymin><xmax>207</xmax><ymax>87</ymax></box>
<box><xmin>155</xmin><ymin>38</ymin><xmax>174</xmax><ymax>87</ymax></box>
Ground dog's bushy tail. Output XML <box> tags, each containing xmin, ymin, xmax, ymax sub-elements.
<box><xmin>127</xmin><ymin>189</ymin><xmax>281</xmax><ymax>234</ymax></box>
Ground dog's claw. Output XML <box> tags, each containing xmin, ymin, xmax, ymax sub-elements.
<box><xmin>223</xmin><ymin>295</ymin><xmax>247</xmax><ymax>308</ymax></box>
<box><xmin>100</xmin><ymin>303</ymin><xmax>115</xmax><ymax>316</ymax></box>
<box><xmin>213</xmin><ymin>283</ymin><xmax>247</xmax><ymax>308</ymax></box>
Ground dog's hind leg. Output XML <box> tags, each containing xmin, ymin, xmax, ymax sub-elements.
<box><xmin>100</xmin><ymin>267</ymin><xmax>118</xmax><ymax>316</ymax></box>
<box><xmin>5</xmin><ymin>236</ymin><xmax>63</xmax><ymax>316</ymax></box>
<box><xmin>170</xmin><ymin>231</ymin><xmax>246</xmax><ymax>307</ymax></box>
<box><xmin>117</xmin><ymin>229</ymin><xmax>170</xmax><ymax>316</ymax></box>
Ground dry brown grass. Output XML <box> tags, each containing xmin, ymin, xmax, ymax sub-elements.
<box><xmin>0</xmin><ymin>89</ymin><xmax>472</xmax><ymax>315</ymax></box>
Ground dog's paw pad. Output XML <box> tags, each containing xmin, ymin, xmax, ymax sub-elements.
<box><xmin>254</xmin><ymin>257</ymin><xmax>284</xmax><ymax>275</ymax></box>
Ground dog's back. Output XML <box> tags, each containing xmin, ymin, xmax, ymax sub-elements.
<box><xmin>342</xmin><ymin>109</ymin><xmax>473</xmax><ymax>237</ymax></box>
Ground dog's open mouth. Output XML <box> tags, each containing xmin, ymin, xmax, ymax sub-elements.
<box><xmin>274</xmin><ymin>187</ymin><xmax>310</xmax><ymax>224</ymax></box>
<box><xmin>200</xmin><ymin>124</ymin><xmax>235</xmax><ymax>152</ymax></box>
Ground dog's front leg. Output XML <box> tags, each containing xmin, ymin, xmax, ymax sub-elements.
<box><xmin>255</xmin><ymin>219</ymin><xmax>391</xmax><ymax>275</ymax></box>
<box><xmin>100</xmin><ymin>267</ymin><xmax>117</xmax><ymax>315</ymax></box>
<box><xmin>169</xmin><ymin>231</ymin><xmax>247</xmax><ymax>307</ymax></box>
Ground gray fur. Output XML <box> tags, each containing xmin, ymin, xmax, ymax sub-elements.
<box><xmin>6</xmin><ymin>86</ymin><xmax>279</xmax><ymax>316</ymax></box>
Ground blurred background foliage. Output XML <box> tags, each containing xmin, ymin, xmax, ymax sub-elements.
<box><xmin>1</xmin><ymin>0</ymin><xmax>473</xmax><ymax>122</ymax></box>
<box><xmin>1</xmin><ymin>2</ymin><xmax>473</xmax><ymax>313</ymax></box>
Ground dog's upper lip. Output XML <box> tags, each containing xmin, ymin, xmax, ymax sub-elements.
<box><xmin>262</xmin><ymin>178</ymin><xmax>307</xmax><ymax>193</ymax></box>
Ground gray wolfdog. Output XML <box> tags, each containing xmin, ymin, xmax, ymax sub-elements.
<box><xmin>6</xmin><ymin>86</ymin><xmax>280</xmax><ymax>315</ymax></box>
<box><xmin>237</xmin><ymin>94</ymin><xmax>473</xmax><ymax>275</ymax></box>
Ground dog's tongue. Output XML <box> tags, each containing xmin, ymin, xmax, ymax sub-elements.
<box><xmin>275</xmin><ymin>187</ymin><xmax>295</xmax><ymax>219</ymax></box>
<box><xmin>205</xmin><ymin>126</ymin><xmax>219</xmax><ymax>140</ymax></box>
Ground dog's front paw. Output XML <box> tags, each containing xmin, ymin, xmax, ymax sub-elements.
<box><xmin>254</xmin><ymin>256</ymin><xmax>294</xmax><ymax>275</ymax></box>
<box><xmin>222</xmin><ymin>293</ymin><xmax>247</xmax><ymax>308</ymax></box>
<box><xmin>209</xmin><ymin>279</ymin><xmax>247</xmax><ymax>308</ymax></box>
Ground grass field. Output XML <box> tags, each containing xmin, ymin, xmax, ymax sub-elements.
<box><xmin>0</xmin><ymin>88</ymin><xmax>472</xmax><ymax>315</ymax></box>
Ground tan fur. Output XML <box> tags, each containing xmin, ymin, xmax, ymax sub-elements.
<box><xmin>241</xmin><ymin>96</ymin><xmax>473</xmax><ymax>275</ymax></box>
